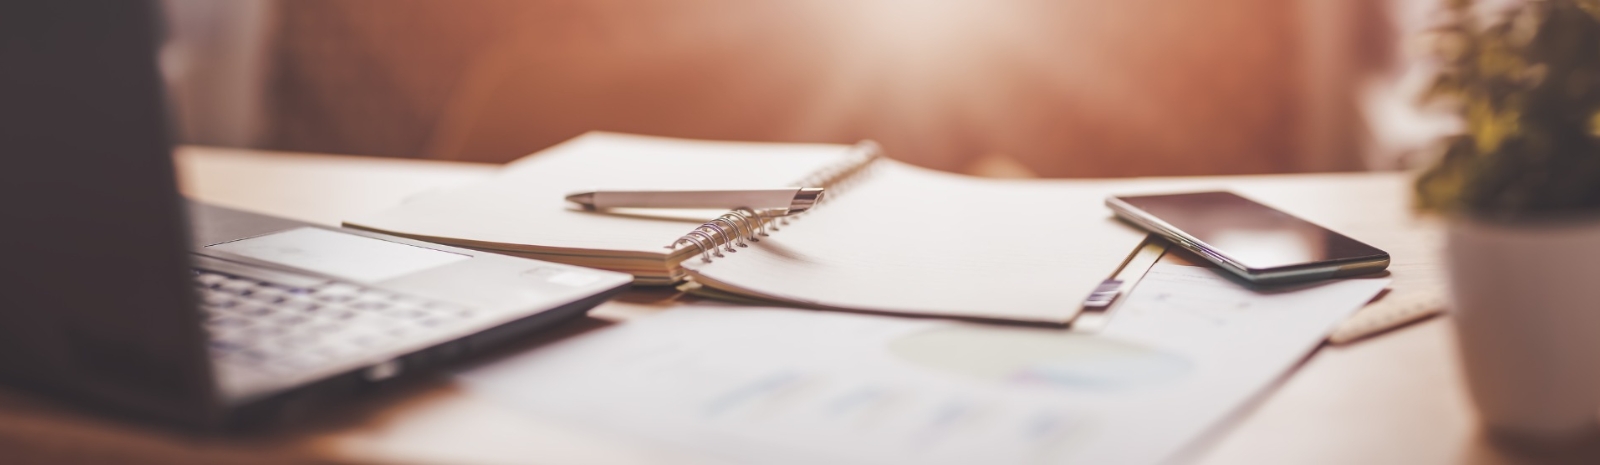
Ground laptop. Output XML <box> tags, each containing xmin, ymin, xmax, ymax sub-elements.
<box><xmin>0</xmin><ymin>1</ymin><xmax>632</xmax><ymax>428</ymax></box>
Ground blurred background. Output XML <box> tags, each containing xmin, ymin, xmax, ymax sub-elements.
<box><xmin>159</xmin><ymin>0</ymin><xmax>1455</xmax><ymax>178</ymax></box>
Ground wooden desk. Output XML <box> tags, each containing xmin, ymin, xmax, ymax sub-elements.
<box><xmin>0</xmin><ymin>146</ymin><xmax>1523</xmax><ymax>464</ymax></box>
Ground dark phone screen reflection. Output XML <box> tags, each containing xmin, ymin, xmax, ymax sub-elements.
<box><xmin>1119</xmin><ymin>191</ymin><xmax>1386</xmax><ymax>270</ymax></box>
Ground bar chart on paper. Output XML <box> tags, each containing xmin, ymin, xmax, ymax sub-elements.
<box><xmin>888</xmin><ymin>327</ymin><xmax>1192</xmax><ymax>390</ymax></box>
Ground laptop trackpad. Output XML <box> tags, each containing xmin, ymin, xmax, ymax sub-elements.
<box><xmin>204</xmin><ymin>227</ymin><xmax>470</xmax><ymax>283</ymax></box>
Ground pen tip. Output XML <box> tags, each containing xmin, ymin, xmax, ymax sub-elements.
<box><xmin>565</xmin><ymin>192</ymin><xmax>596</xmax><ymax>210</ymax></box>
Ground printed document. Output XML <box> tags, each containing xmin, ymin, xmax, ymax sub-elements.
<box><xmin>458</xmin><ymin>264</ymin><xmax>1387</xmax><ymax>464</ymax></box>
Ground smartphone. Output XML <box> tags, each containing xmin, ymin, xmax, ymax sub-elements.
<box><xmin>1106</xmin><ymin>191</ymin><xmax>1388</xmax><ymax>284</ymax></box>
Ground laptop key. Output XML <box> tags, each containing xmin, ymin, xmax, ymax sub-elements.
<box><xmin>236</xmin><ymin>304</ymin><xmax>276</xmax><ymax>317</ymax></box>
<box><xmin>200</xmin><ymin>291</ymin><xmax>238</xmax><ymax>308</ymax></box>
<box><xmin>207</xmin><ymin>315</ymin><xmax>252</xmax><ymax>328</ymax></box>
<box><xmin>195</xmin><ymin>271</ymin><xmax>229</xmax><ymax>287</ymax></box>
<box><xmin>310</xmin><ymin>283</ymin><xmax>363</xmax><ymax>302</ymax></box>
<box><xmin>247</xmin><ymin>287</ymin><xmax>290</xmax><ymax>304</ymax></box>
<box><xmin>217</xmin><ymin>279</ymin><xmax>259</xmax><ymax>295</ymax></box>
<box><xmin>280</xmin><ymin>295</ymin><xmax>319</xmax><ymax>312</ymax></box>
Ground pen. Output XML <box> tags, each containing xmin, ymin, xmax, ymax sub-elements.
<box><xmin>565</xmin><ymin>188</ymin><xmax>825</xmax><ymax>214</ymax></box>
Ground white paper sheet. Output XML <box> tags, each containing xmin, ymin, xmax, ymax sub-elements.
<box><xmin>683</xmin><ymin>161</ymin><xmax>1147</xmax><ymax>324</ymax></box>
<box><xmin>457</xmin><ymin>264</ymin><xmax>1387</xmax><ymax>464</ymax></box>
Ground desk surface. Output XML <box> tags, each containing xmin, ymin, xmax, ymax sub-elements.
<box><xmin>0</xmin><ymin>146</ymin><xmax>1522</xmax><ymax>464</ymax></box>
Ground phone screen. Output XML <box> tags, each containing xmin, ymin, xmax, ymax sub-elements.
<box><xmin>1112</xmin><ymin>191</ymin><xmax>1386</xmax><ymax>271</ymax></box>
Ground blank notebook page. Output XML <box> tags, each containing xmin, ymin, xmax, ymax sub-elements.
<box><xmin>682</xmin><ymin>161</ymin><xmax>1147</xmax><ymax>324</ymax></box>
<box><xmin>345</xmin><ymin>132</ymin><xmax>853</xmax><ymax>258</ymax></box>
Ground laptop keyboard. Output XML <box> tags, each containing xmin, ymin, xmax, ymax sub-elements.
<box><xmin>193</xmin><ymin>269</ymin><xmax>476</xmax><ymax>377</ymax></box>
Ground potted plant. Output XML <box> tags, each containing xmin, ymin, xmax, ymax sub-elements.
<box><xmin>1416</xmin><ymin>0</ymin><xmax>1600</xmax><ymax>443</ymax></box>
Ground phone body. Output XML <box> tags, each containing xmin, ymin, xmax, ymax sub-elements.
<box><xmin>1106</xmin><ymin>191</ymin><xmax>1389</xmax><ymax>284</ymax></box>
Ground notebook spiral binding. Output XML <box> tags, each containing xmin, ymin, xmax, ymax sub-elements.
<box><xmin>667</xmin><ymin>140</ymin><xmax>883</xmax><ymax>263</ymax></box>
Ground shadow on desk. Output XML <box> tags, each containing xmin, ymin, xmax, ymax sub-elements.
<box><xmin>1464</xmin><ymin>427</ymin><xmax>1600</xmax><ymax>465</ymax></box>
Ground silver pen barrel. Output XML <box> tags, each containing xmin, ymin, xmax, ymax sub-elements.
<box><xmin>565</xmin><ymin>187</ymin><xmax>825</xmax><ymax>214</ymax></box>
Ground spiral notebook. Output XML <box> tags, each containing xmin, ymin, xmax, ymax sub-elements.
<box><xmin>345</xmin><ymin>132</ymin><xmax>1147</xmax><ymax>324</ymax></box>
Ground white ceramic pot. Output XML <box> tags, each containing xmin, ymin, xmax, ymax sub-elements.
<box><xmin>1448</xmin><ymin>218</ymin><xmax>1600</xmax><ymax>441</ymax></box>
